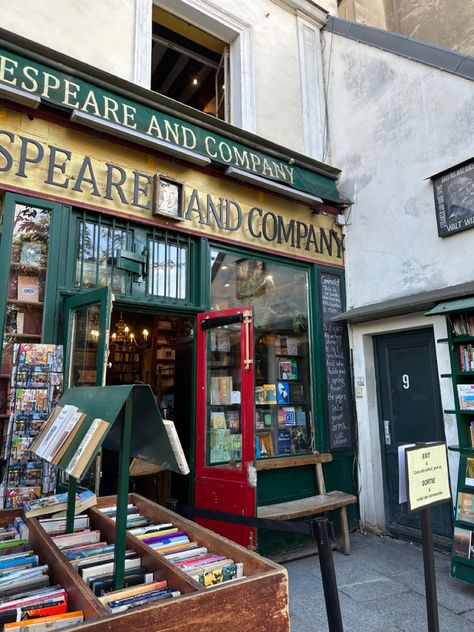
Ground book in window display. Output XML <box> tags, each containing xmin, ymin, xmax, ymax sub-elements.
<box><xmin>452</xmin><ymin>526</ymin><xmax>473</xmax><ymax>559</ymax></box>
<box><xmin>276</xmin><ymin>430</ymin><xmax>291</xmax><ymax>456</ymax></box>
<box><xmin>291</xmin><ymin>382</ymin><xmax>304</xmax><ymax>404</ymax></box>
<box><xmin>225</xmin><ymin>410</ymin><xmax>240</xmax><ymax>433</ymax></box>
<box><xmin>210</xmin><ymin>376</ymin><xmax>232</xmax><ymax>405</ymax></box>
<box><xmin>263</xmin><ymin>384</ymin><xmax>276</xmax><ymax>405</ymax></box>
<box><xmin>276</xmin><ymin>381</ymin><xmax>290</xmax><ymax>405</ymax></box>
<box><xmin>256</xmin><ymin>431</ymin><xmax>274</xmax><ymax>458</ymax></box>
<box><xmin>278</xmin><ymin>359</ymin><xmax>298</xmax><ymax>380</ymax></box>
<box><xmin>290</xmin><ymin>427</ymin><xmax>309</xmax><ymax>453</ymax></box>
<box><xmin>209</xmin><ymin>411</ymin><xmax>226</xmax><ymax>429</ymax></box>
<box><xmin>209</xmin><ymin>428</ymin><xmax>232</xmax><ymax>464</ymax></box>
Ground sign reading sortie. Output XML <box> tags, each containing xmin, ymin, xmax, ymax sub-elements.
<box><xmin>405</xmin><ymin>442</ymin><xmax>451</xmax><ymax>513</ymax></box>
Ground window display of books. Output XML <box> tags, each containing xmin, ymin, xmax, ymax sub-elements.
<box><xmin>254</xmin><ymin>333</ymin><xmax>312</xmax><ymax>459</ymax></box>
<box><xmin>1</xmin><ymin>345</ymin><xmax>63</xmax><ymax>510</ymax></box>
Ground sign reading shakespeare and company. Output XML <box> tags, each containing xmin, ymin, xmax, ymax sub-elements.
<box><xmin>0</xmin><ymin>112</ymin><xmax>344</xmax><ymax>264</ymax></box>
<box><xmin>405</xmin><ymin>442</ymin><xmax>451</xmax><ymax>513</ymax></box>
<box><xmin>0</xmin><ymin>48</ymin><xmax>340</xmax><ymax>203</ymax></box>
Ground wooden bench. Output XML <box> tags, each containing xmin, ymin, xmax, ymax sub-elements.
<box><xmin>256</xmin><ymin>453</ymin><xmax>357</xmax><ymax>555</ymax></box>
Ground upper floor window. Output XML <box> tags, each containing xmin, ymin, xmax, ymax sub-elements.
<box><xmin>152</xmin><ymin>6</ymin><xmax>230</xmax><ymax>121</ymax></box>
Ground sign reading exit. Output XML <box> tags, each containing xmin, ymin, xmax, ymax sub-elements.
<box><xmin>405</xmin><ymin>442</ymin><xmax>451</xmax><ymax>513</ymax></box>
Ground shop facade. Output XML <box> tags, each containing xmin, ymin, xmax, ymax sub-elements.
<box><xmin>0</xmin><ymin>34</ymin><xmax>357</xmax><ymax>555</ymax></box>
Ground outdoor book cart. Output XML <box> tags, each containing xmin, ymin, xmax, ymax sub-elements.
<box><xmin>4</xmin><ymin>384</ymin><xmax>289</xmax><ymax>631</ymax></box>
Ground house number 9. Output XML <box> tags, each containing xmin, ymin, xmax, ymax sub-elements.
<box><xmin>402</xmin><ymin>374</ymin><xmax>410</xmax><ymax>389</ymax></box>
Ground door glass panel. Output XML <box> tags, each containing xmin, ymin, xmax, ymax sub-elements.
<box><xmin>211</xmin><ymin>250</ymin><xmax>314</xmax><ymax>458</ymax></box>
<box><xmin>68</xmin><ymin>304</ymin><xmax>101</xmax><ymax>387</ymax></box>
<box><xmin>205</xmin><ymin>320</ymin><xmax>242</xmax><ymax>470</ymax></box>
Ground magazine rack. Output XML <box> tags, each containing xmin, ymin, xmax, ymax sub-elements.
<box><xmin>50</xmin><ymin>384</ymin><xmax>184</xmax><ymax>589</ymax></box>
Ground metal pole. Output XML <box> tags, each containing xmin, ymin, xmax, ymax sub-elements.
<box><xmin>65</xmin><ymin>476</ymin><xmax>77</xmax><ymax>534</ymax></box>
<box><xmin>113</xmin><ymin>395</ymin><xmax>133</xmax><ymax>590</ymax></box>
<box><xmin>310</xmin><ymin>518</ymin><xmax>344</xmax><ymax>632</ymax></box>
<box><xmin>420</xmin><ymin>508</ymin><xmax>440</xmax><ymax>632</ymax></box>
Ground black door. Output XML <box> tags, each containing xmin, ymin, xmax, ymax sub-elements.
<box><xmin>374</xmin><ymin>328</ymin><xmax>453</xmax><ymax>547</ymax></box>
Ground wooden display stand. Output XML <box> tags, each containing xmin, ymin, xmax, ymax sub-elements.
<box><xmin>1</xmin><ymin>494</ymin><xmax>290</xmax><ymax>631</ymax></box>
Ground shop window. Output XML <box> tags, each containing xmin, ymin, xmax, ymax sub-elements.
<box><xmin>151</xmin><ymin>6</ymin><xmax>230</xmax><ymax>120</ymax></box>
<box><xmin>1</xmin><ymin>204</ymin><xmax>51</xmax><ymax>377</ymax></box>
<box><xmin>75</xmin><ymin>216</ymin><xmax>132</xmax><ymax>294</ymax></box>
<box><xmin>147</xmin><ymin>234</ymin><xmax>189</xmax><ymax>300</ymax></box>
<box><xmin>210</xmin><ymin>250</ymin><xmax>314</xmax><ymax>458</ymax></box>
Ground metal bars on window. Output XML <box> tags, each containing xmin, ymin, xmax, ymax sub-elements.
<box><xmin>75</xmin><ymin>211</ymin><xmax>131</xmax><ymax>294</ymax></box>
<box><xmin>147</xmin><ymin>229</ymin><xmax>190</xmax><ymax>302</ymax></box>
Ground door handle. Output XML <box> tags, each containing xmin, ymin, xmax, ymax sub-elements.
<box><xmin>383</xmin><ymin>420</ymin><xmax>391</xmax><ymax>445</ymax></box>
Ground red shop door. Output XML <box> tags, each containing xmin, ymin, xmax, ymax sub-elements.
<box><xmin>195</xmin><ymin>307</ymin><xmax>256</xmax><ymax>548</ymax></box>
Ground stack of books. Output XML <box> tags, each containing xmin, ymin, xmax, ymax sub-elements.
<box><xmin>99</xmin><ymin>504</ymin><xmax>245</xmax><ymax>588</ymax></box>
<box><xmin>23</xmin><ymin>490</ymin><xmax>97</xmax><ymax>518</ymax></box>
<box><xmin>0</xmin><ymin>520</ymin><xmax>83</xmax><ymax>630</ymax></box>
<box><xmin>30</xmin><ymin>405</ymin><xmax>109</xmax><ymax>480</ymax></box>
<box><xmin>49</xmin><ymin>514</ymin><xmax>182</xmax><ymax>611</ymax></box>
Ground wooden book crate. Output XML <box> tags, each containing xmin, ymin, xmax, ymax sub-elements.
<box><xmin>1</xmin><ymin>493</ymin><xmax>289</xmax><ymax>631</ymax></box>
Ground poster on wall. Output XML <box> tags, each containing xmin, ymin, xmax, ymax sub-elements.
<box><xmin>432</xmin><ymin>159</ymin><xmax>474</xmax><ymax>237</ymax></box>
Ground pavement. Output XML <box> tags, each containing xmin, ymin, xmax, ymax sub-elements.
<box><xmin>284</xmin><ymin>531</ymin><xmax>474</xmax><ymax>631</ymax></box>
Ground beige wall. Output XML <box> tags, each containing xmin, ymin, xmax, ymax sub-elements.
<box><xmin>338</xmin><ymin>0</ymin><xmax>474</xmax><ymax>56</ymax></box>
<box><xmin>0</xmin><ymin>0</ymin><xmax>137</xmax><ymax>79</ymax></box>
<box><xmin>0</xmin><ymin>0</ymin><xmax>332</xmax><ymax>156</ymax></box>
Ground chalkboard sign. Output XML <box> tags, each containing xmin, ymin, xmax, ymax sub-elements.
<box><xmin>320</xmin><ymin>272</ymin><xmax>354</xmax><ymax>450</ymax></box>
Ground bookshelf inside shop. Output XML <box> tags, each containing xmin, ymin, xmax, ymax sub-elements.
<box><xmin>430</xmin><ymin>304</ymin><xmax>474</xmax><ymax>584</ymax></box>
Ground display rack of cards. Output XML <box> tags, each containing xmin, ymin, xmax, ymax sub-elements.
<box><xmin>0</xmin><ymin>344</ymin><xmax>62</xmax><ymax>510</ymax></box>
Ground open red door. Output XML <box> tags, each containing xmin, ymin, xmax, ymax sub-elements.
<box><xmin>195</xmin><ymin>307</ymin><xmax>256</xmax><ymax>548</ymax></box>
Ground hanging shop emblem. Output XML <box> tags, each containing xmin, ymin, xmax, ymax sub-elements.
<box><xmin>432</xmin><ymin>158</ymin><xmax>474</xmax><ymax>237</ymax></box>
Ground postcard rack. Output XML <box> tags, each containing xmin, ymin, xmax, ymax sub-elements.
<box><xmin>0</xmin><ymin>493</ymin><xmax>290</xmax><ymax>631</ymax></box>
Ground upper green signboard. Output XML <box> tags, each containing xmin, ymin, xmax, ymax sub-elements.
<box><xmin>0</xmin><ymin>47</ymin><xmax>340</xmax><ymax>203</ymax></box>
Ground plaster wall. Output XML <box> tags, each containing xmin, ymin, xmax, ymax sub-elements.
<box><xmin>350</xmin><ymin>313</ymin><xmax>458</xmax><ymax>529</ymax></box>
<box><xmin>0</xmin><ymin>0</ymin><xmax>333</xmax><ymax>156</ymax></box>
<box><xmin>0</xmin><ymin>0</ymin><xmax>136</xmax><ymax>80</ymax></box>
<box><xmin>322</xmin><ymin>33</ymin><xmax>474</xmax><ymax>311</ymax></box>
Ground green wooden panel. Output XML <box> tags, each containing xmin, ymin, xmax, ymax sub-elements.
<box><xmin>56</xmin><ymin>384</ymin><xmax>184</xmax><ymax>475</ymax></box>
<box><xmin>426</xmin><ymin>298</ymin><xmax>474</xmax><ymax>316</ymax></box>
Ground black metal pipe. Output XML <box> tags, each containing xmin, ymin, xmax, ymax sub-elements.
<box><xmin>310</xmin><ymin>518</ymin><xmax>344</xmax><ymax>632</ymax></box>
<box><xmin>420</xmin><ymin>508</ymin><xmax>440</xmax><ymax>632</ymax></box>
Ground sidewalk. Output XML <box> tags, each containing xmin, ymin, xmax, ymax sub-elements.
<box><xmin>284</xmin><ymin>532</ymin><xmax>474</xmax><ymax>631</ymax></box>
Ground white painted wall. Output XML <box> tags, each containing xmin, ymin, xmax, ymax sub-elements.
<box><xmin>0</xmin><ymin>0</ymin><xmax>136</xmax><ymax>80</ymax></box>
<box><xmin>322</xmin><ymin>32</ymin><xmax>473</xmax><ymax>529</ymax></box>
<box><xmin>322</xmin><ymin>34</ymin><xmax>474</xmax><ymax>310</ymax></box>
<box><xmin>0</xmin><ymin>0</ymin><xmax>332</xmax><ymax>155</ymax></box>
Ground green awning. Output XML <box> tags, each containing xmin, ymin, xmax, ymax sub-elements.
<box><xmin>425</xmin><ymin>297</ymin><xmax>474</xmax><ymax>316</ymax></box>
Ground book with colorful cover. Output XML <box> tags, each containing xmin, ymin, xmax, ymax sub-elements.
<box><xmin>277</xmin><ymin>430</ymin><xmax>291</xmax><ymax>455</ymax></box>
<box><xmin>291</xmin><ymin>427</ymin><xmax>309</xmax><ymax>453</ymax></box>
<box><xmin>4</xmin><ymin>611</ymin><xmax>84</xmax><ymax>630</ymax></box>
<box><xmin>230</xmin><ymin>434</ymin><xmax>242</xmax><ymax>461</ymax></box>
<box><xmin>279</xmin><ymin>359</ymin><xmax>298</xmax><ymax>380</ymax></box>
<box><xmin>255</xmin><ymin>386</ymin><xmax>265</xmax><ymax>405</ymax></box>
<box><xmin>209</xmin><ymin>411</ymin><xmax>226</xmax><ymax>429</ymax></box>
<box><xmin>452</xmin><ymin>526</ymin><xmax>472</xmax><ymax>559</ymax></box>
<box><xmin>276</xmin><ymin>381</ymin><xmax>290</xmax><ymax>404</ymax></box>
<box><xmin>209</xmin><ymin>428</ymin><xmax>232</xmax><ymax>464</ymax></box>
<box><xmin>263</xmin><ymin>384</ymin><xmax>277</xmax><ymax>405</ymax></box>
<box><xmin>466</xmin><ymin>457</ymin><xmax>474</xmax><ymax>487</ymax></box>
<box><xmin>457</xmin><ymin>384</ymin><xmax>474</xmax><ymax>410</ymax></box>
<box><xmin>456</xmin><ymin>491</ymin><xmax>474</xmax><ymax>524</ymax></box>
<box><xmin>210</xmin><ymin>376</ymin><xmax>232</xmax><ymax>405</ymax></box>
<box><xmin>257</xmin><ymin>431</ymin><xmax>274</xmax><ymax>457</ymax></box>
<box><xmin>225</xmin><ymin>410</ymin><xmax>240</xmax><ymax>433</ymax></box>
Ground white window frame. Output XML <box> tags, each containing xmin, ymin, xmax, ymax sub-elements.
<box><xmin>133</xmin><ymin>0</ymin><xmax>256</xmax><ymax>132</ymax></box>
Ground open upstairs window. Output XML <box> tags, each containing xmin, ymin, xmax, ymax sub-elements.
<box><xmin>151</xmin><ymin>6</ymin><xmax>230</xmax><ymax>121</ymax></box>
